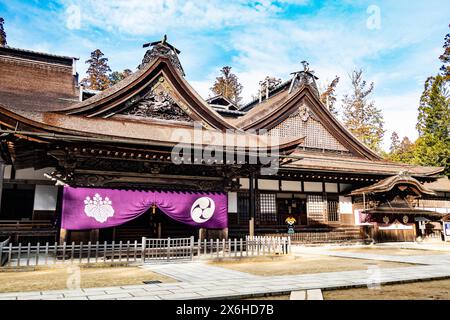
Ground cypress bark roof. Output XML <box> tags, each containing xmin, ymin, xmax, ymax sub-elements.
<box><xmin>350</xmin><ymin>174</ymin><xmax>438</xmax><ymax>195</ymax></box>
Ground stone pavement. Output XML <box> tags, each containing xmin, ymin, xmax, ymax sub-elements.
<box><xmin>141</xmin><ymin>262</ymin><xmax>260</xmax><ymax>282</ymax></box>
<box><xmin>291</xmin><ymin>244</ymin><xmax>450</xmax><ymax>266</ymax></box>
<box><xmin>1</xmin><ymin>245</ymin><xmax>450</xmax><ymax>300</ymax></box>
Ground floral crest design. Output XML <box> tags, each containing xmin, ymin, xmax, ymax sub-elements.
<box><xmin>84</xmin><ymin>193</ymin><xmax>114</xmax><ymax>223</ymax></box>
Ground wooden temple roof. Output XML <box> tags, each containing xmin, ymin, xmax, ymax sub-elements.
<box><xmin>61</xmin><ymin>56</ymin><xmax>235</xmax><ymax>131</ymax></box>
<box><xmin>350</xmin><ymin>174</ymin><xmax>438</xmax><ymax>195</ymax></box>
<box><xmin>0</xmin><ymin>40</ymin><xmax>446</xmax><ymax>182</ymax></box>
<box><xmin>364</xmin><ymin>207</ymin><xmax>443</xmax><ymax>217</ymax></box>
<box><xmin>423</xmin><ymin>176</ymin><xmax>450</xmax><ymax>193</ymax></box>
<box><xmin>231</xmin><ymin>84</ymin><xmax>381</xmax><ymax>161</ymax></box>
<box><xmin>282</xmin><ymin>153</ymin><xmax>443</xmax><ymax>178</ymax></box>
<box><xmin>0</xmin><ymin>104</ymin><xmax>304</xmax><ymax>152</ymax></box>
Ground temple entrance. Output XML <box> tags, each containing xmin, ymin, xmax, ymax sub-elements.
<box><xmin>99</xmin><ymin>208</ymin><xmax>198</xmax><ymax>243</ymax></box>
<box><xmin>276</xmin><ymin>197</ymin><xmax>307</xmax><ymax>226</ymax></box>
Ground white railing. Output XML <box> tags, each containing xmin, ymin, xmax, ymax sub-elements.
<box><xmin>0</xmin><ymin>237</ymin><xmax>10</xmax><ymax>266</ymax></box>
<box><xmin>0</xmin><ymin>236</ymin><xmax>291</xmax><ymax>267</ymax></box>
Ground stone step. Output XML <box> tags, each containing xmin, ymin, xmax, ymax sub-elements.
<box><xmin>306</xmin><ymin>289</ymin><xmax>323</xmax><ymax>300</ymax></box>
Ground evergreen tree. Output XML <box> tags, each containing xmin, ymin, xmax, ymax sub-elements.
<box><xmin>415</xmin><ymin>74</ymin><xmax>450</xmax><ymax>174</ymax></box>
<box><xmin>251</xmin><ymin>76</ymin><xmax>282</xmax><ymax>101</ymax></box>
<box><xmin>259</xmin><ymin>76</ymin><xmax>282</xmax><ymax>94</ymax></box>
<box><xmin>211</xmin><ymin>66</ymin><xmax>243</xmax><ymax>105</ymax></box>
<box><xmin>389</xmin><ymin>131</ymin><xmax>400</xmax><ymax>154</ymax></box>
<box><xmin>109</xmin><ymin>69</ymin><xmax>133</xmax><ymax>86</ymax></box>
<box><xmin>387</xmin><ymin>134</ymin><xmax>415</xmax><ymax>164</ymax></box>
<box><xmin>342</xmin><ymin>69</ymin><xmax>385</xmax><ymax>153</ymax></box>
<box><xmin>320</xmin><ymin>76</ymin><xmax>340</xmax><ymax>116</ymax></box>
<box><xmin>81</xmin><ymin>49</ymin><xmax>112</xmax><ymax>91</ymax></box>
<box><xmin>439</xmin><ymin>24</ymin><xmax>450</xmax><ymax>81</ymax></box>
<box><xmin>0</xmin><ymin>17</ymin><xmax>7</xmax><ymax>46</ymax></box>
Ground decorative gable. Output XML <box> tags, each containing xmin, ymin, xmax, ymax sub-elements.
<box><xmin>268</xmin><ymin>103</ymin><xmax>348</xmax><ymax>152</ymax></box>
<box><xmin>116</xmin><ymin>76</ymin><xmax>194</xmax><ymax>123</ymax></box>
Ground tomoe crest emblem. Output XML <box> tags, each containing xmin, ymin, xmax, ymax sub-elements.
<box><xmin>190</xmin><ymin>197</ymin><xmax>215</xmax><ymax>224</ymax></box>
<box><xmin>84</xmin><ymin>193</ymin><xmax>114</xmax><ymax>223</ymax></box>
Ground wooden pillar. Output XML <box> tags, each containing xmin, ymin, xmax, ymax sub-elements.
<box><xmin>55</xmin><ymin>186</ymin><xmax>64</xmax><ymax>243</ymax></box>
<box><xmin>59</xmin><ymin>228</ymin><xmax>68</xmax><ymax>244</ymax></box>
<box><xmin>90</xmin><ymin>229</ymin><xmax>99</xmax><ymax>242</ymax></box>
<box><xmin>0</xmin><ymin>160</ymin><xmax>5</xmax><ymax>216</ymax></box>
<box><xmin>249</xmin><ymin>171</ymin><xmax>255</xmax><ymax>237</ymax></box>
<box><xmin>222</xmin><ymin>227</ymin><xmax>229</xmax><ymax>239</ymax></box>
<box><xmin>198</xmin><ymin>228</ymin><xmax>205</xmax><ymax>241</ymax></box>
<box><xmin>157</xmin><ymin>223</ymin><xmax>162</xmax><ymax>238</ymax></box>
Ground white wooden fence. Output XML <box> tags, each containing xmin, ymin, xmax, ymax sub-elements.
<box><xmin>0</xmin><ymin>236</ymin><xmax>291</xmax><ymax>267</ymax></box>
<box><xmin>0</xmin><ymin>237</ymin><xmax>10</xmax><ymax>266</ymax></box>
<box><xmin>196</xmin><ymin>236</ymin><xmax>290</xmax><ymax>260</ymax></box>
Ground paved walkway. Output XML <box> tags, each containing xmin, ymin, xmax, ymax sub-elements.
<box><xmin>142</xmin><ymin>263</ymin><xmax>259</xmax><ymax>282</ymax></box>
<box><xmin>1</xmin><ymin>245</ymin><xmax>450</xmax><ymax>300</ymax></box>
<box><xmin>291</xmin><ymin>246</ymin><xmax>450</xmax><ymax>266</ymax></box>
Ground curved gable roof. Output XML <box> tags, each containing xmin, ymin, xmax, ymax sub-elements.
<box><xmin>350</xmin><ymin>174</ymin><xmax>437</xmax><ymax>196</ymax></box>
<box><xmin>61</xmin><ymin>56</ymin><xmax>238</xmax><ymax>131</ymax></box>
<box><xmin>233</xmin><ymin>84</ymin><xmax>382</xmax><ymax>160</ymax></box>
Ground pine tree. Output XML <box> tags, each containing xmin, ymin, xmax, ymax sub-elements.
<box><xmin>342</xmin><ymin>69</ymin><xmax>385</xmax><ymax>153</ymax></box>
<box><xmin>415</xmin><ymin>74</ymin><xmax>450</xmax><ymax>174</ymax></box>
<box><xmin>0</xmin><ymin>17</ymin><xmax>7</xmax><ymax>47</ymax></box>
<box><xmin>109</xmin><ymin>69</ymin><xmax>133</xmax><ymax>86</ymax></box>
<box><xmin>211</xmin><ymin>66</ymin><xmax>243</xmax><ymax>105</ymax></box>
<box><xmin>258</xmin><ymin>76</ymin><xmax>282</xmax><ymax>95</ymax></box>
<box><xmin>439</xmin><ymin>24</ymin><xmax>450</xmax><ymax>81</ymax></box>
<box><xmin>320</xmin><ymin>76</ymin><xmax>340</xmax><ymax>116</ymax></box>
<box><xmin>387</xmin><ymin>134</ymin><xmax>415</xmax><ymax>164</ymax></box>
<box><xmin>389</xmin><ymin>131</ymin><xmax>400</xmax><ymax>154</ymax></box>
<box><xmin>81</xmin><ymin>49</ymin><xmax>112</xmax><ymax>91</ymax></box>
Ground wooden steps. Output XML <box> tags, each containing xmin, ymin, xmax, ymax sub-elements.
<box><xmin>230</xmin><ymin>225</ymin><xmax>368</xmax><ymax>244</ymax></box>
<box><xmin>114</xmin><ymin>227</ymin><xmax>154</xmax><ymax>242</ymax></box>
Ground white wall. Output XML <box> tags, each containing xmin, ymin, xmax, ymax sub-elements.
<box><xmin>3</xmin><ymin>165</ymin><xmax>11</xmax><ymax>179</ymax></box>
<box><xmin>227</xmin><ymin>192</ymin><xmax>237</xmax><ymax>213</ymax></box>
<box><xmin>325</xmin><ymin>183</ymin><xmax>338</xmax><ymax>193</ymax></box>
<box><xmin>258</xmin><ymin>179</ymin><xmax>279</xmax><ymax>191</ymax></box>
<box><xmin>281</xmin><ymin>181</ymin><xmax>301</xmax><ymax>192</ymax></box>
<box><xmin>339</xmin><ymin>196</ymin><xmax>353</xmax><ymax>214</ymax></box>
<box><xmin>240</xmin><ymin>178</ymin><xmax>249</xmax><ymax>189</ymax></box>
<box><xmin>14</xmin><ymin>167</ymin><xmax>55</xmax><ymax>180</ymax></box>
<box><xmin>304</xmin><ymin>182</ymin><xmax>323</xmax><ymax>192</ymax></box>
<box><xmin>33</xmin><ymin>185</ymin><xmax>58</xmax><ymax>211</ymax></box>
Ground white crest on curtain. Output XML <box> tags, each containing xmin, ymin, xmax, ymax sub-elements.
<box><xmin>84</xmin><ymin>193</ymin><xmax>114</xmax><ymax>223</ymax></box>
<box><xmin>191</xmin><ymin>197</ymin><xmax>215</xmax><ymax>223</ymax></box>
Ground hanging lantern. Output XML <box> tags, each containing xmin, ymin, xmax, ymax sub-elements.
<box><xmin>152</xmin><ymin>203</ymin><xmax>156</xmax><ymax>214</ymax></box>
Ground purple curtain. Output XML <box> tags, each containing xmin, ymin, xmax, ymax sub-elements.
<box><xmin>61</xmin><ymin>187</ymin><xmax>228</xmax><ymax>230</ymax></box>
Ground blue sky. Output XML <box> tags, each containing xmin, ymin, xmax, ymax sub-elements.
<box><xmin>1</xmin><ymin>0</ymin><xmax>449</xmax><ymax>150</ymax></box>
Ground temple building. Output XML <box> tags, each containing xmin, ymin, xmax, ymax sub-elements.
<box><xmin>0</xmin><ymin>38</ymin><xmax>449</xmax><ymax>245</ymax></box>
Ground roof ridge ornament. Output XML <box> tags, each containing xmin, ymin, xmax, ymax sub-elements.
<box><xmin>139</xmin><ymin>35</ymin><xmax>185</xmax><ymax>76</ymax></box>
<box><xmin>288</xmin><ymin>60</ymin><xmax>319</xmax><ymax>96</ymax></box>
<box><xmin>398</xmin><ymin>170</ymin><xmax>410</xmax><ymax>176</ymax></box>
<box><xmin>301</xmin><ymin>60</ymin><xmax>310</xmax><ymax>72</ymax></box>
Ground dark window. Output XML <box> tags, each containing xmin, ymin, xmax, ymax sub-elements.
<box><xmin>0</xmin><ymin>184</ymin><xmax>35</xmax><ymax>220</ymax></box>
<box><xmin>327</xmin><ymin>197</ymin><xmax>339</xmax><ymax>222</ymax></box>
<box><xmin>257</xmin><ymin>193</ymin><xmax>277</xmax><ymax>223</ymax></box>
<box><xmin>307</xmin><ymin>194</ymin><xmax>326</xmax><ymax>224</ymax></box>
<box><xmin>237</xmin><ymin>192</ymin><xmax>249</xmax><ymax>224</ymax></box>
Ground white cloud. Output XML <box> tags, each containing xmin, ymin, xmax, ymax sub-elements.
<box><xmin>60</xmin><ymin>0</ymin><xmax>305</xmax><ymax>35</ymax></box>
<box><xmin>375</xmin><ymin>92</ymin><xmax>421</xmax><ymax>149</ymax></box>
